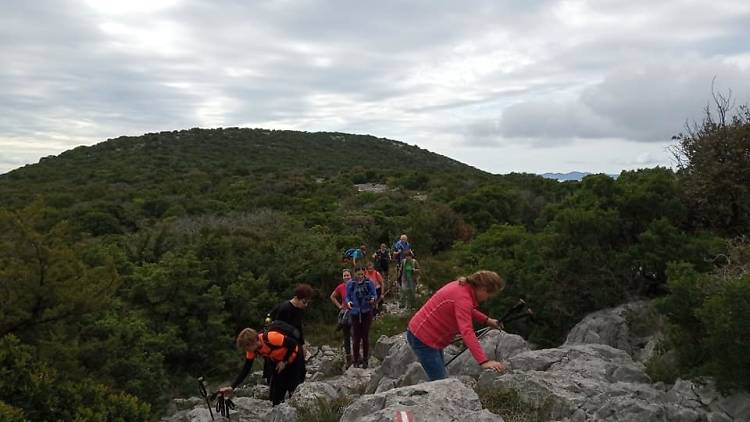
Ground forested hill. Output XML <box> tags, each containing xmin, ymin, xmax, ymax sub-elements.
<box><xmin>0</xmin><ymin>128</ymin><xmax>485</xmax><ymax>209</ymax></box>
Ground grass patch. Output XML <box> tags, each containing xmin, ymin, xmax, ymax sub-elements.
<box><xmin>477</xmin><ymin>387</ymin><xmax>553</xmax><ymax>422</ymax></box>
<box><xmin>306</xmin><ymin>321</ymin><xmax>344</xmax><ymax>348</ymax></box>
<box><xmin>645</xmin><ymin>342</ymin><xmax>680</xmax><ymax>384</ymax></box>
<box><xmin>294</xmin><ymin>395</ymin><xmax>354</xmax><ymax>422</ymax></box>
<box><xmin>306</xmin><ymin>312</ymin><xmax>411</xmax><ymax>354</ymax></box>
<box><xmin>369</xmin><ymin>313</ymin><xmax>411</xmax><ymax>351</ymax></box>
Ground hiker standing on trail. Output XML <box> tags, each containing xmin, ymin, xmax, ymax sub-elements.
<box><xmin>392</xmin><ymin>234</ymin><xmax>412</xmax><ymax>280</ymax></box>
<box><xmin>372</xmin><ymin>243</ymin><xmax>390</xmax><ymax>280</ymax></box>
<box><xmin>221</xmin><ymin>327</ymin><xmax>300</xmax><ymax>405</ymax></box>
<box><xmin>345</xmin><ymin>266</ymin><xmax>378</xmax><ymax>368</ymax></box>
<box><xmin>364</xmin><ymin>262</ymin><xmax>385</xmax><ymax>315</ymax></box>
<box><xmin>263</xmin><ymin>284</ymin><xmax>312</xmax><ymax>388</ymax></box>
<box><xmin>399</xmin><ymin>251</ymin><xmax>419</xmax><ymax>308</ymax></box>
<box><xmin>329</xmin><ymin>270</ymin><xmax>354</xmax><ymax>367</ymax></box>
<box><xmin>343</xmin><ymin>244</ymin><xmax>367</xmax><ymax>267</ymax></box>
<box><xmin>350</xmin><ymin>244</ymin><xmax>367</xmax><ymax>267</ymax></box>
<box><xmin>407</xmin><ymin>270</ymin><xmax>507</xmax><ymax>381</ymax></box>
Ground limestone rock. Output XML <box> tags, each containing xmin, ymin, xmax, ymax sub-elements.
<box><xmin>369</xmin><ymin>330</ymin><xmax>527</xmax><ymax>393</ymax></box>
<box><xmin>477</xmin><ymin>343</ymin><xmax>749</xmax><ymax>422</ymax></box>
<box><xmin>305</xmin><ymin>345</ymin><xmax>345</xmax><ymax>380</ymax></box>
<box><xmin>264</xmin><ymin>403</ymin><xmax>298</xmax><ymax>422</ymax></box>
<box><xmin>373</xmin><ymin>333</ymin><xmax>404</xmax><ymax>361</ymax></box>
<box><xmin>341</xmin><ymin>378</ymin><xmax>504</xmax><ymax>422</ymax></box>
<box><xmin>288</xmin><ymin>381</ymin><xmax>340</xmax><ymax>408</ymax></box>
<box><xmin>326</xmin><ymin>366</ymin><xmax>374</xmax><ymax>397</ymax></box>
<box><xmin>564</xmin><ymin>300</ymin><xmax>661</xmax><ymax>362</ymax></box>
<box><xmin>445</xmin><ymin>330</ymin><xmax>530</xmax><ymax>378</ymax></box>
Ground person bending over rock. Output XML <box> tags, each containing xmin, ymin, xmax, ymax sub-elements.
<box><xmin>221</xmin><ymin>327</ymin><xmax>300</xmax><ymax>405</ymax></box>
<box><xmin>407</xmin><ymin>270</ymin><xmax>506</xmax><ymax>380</ymax></box>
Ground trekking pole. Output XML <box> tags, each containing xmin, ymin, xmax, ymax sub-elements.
<box><xmin>198</xmin><ymin>377</ymin><xmax>215</xmax><ymax>421</ymax></box>
<box><xmin>444</xmin><ymin>302</ymin><xmax>534</xmax><ymax>368</ymax></box>
<box><xmin>501</xmin><ymin>308</ymin><xmax>534</xmax><ymax>324</ymax></box>
<box><xmin>450</xmin><ymin>300</ymin><xmax>527</xmax><ymax>344</ymax></box>
<box><xmin>451</xmin><ymin>327</ymin><xmax>491</xmax><ymax>344</ymax></box>
<box><xmin>499</xmin><ymin>299</ymin><xmax>527</xmax><ymax>322</ymax></box>
<box><xmin>444</xmin><ymin>327</ymin><xmax>494</xmax><ymax>367</ymax></box>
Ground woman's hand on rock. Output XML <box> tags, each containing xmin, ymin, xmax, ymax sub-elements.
<box><xmin>481</xmin><ymin>360</ymin><xmax>507</xmax><ymax>373</ymax></box>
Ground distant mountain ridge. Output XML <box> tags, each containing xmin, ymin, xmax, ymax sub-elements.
<box><xmin>541</xmin><ymin>171</ymin><xmax>619</xmax><ymax>181</ymax></box>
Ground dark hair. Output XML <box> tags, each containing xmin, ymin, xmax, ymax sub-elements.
<box><xmin>294</xmin><ymin>283</ymin><xmax>314</xmax><ymax>300</ymax></box>
<box><xmin>354</xmin><ymin>265</ymin><xmax>366</xmax><ymax>272</ymax></box>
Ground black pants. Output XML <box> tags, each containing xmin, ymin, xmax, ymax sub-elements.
<box><xmin>269</xmin><ymin>346</ymin><xmax>304</xmax><ymax>405</ymax></box>
<box><xmin>341</xmin><ymin>324</ymin><xmax>352</xmax><ymax>355</ymax></box>
<box><xmin>351</xmin><ymin>312</ymin><xmax>373</xmax><ymax>364</ymax></box>
<box><xmin>270</xmin><ymin>366</ymin><xmax>294</xmax><ymax>406</ymax></box>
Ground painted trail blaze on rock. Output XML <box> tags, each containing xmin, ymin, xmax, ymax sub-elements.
<box><xmin>395</xmin><ymin>410</ymin><xmax>414</xmax><ymax>422</ymax></box>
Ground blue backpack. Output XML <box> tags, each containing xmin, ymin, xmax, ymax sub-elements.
<box><xmin>343</xmin><ymin>248</ymin><xmax>358</xmax><ymax>259</ymax></box>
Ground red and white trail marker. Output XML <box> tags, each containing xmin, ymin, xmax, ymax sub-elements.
<box><xmin>395</xmin><ymin>410</ymin><xmax>415</xmax><ymax>422</ymax></box>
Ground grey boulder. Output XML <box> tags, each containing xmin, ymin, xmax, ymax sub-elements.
<box><xmin>341</xmin><ymin>378</ymin><xmax>503</xmax><ymax>422</ymax></box>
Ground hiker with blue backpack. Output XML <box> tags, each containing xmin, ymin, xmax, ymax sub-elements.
<box><xmin>343</xmin><ymin>244</ymin><xmax>368</xmax><ymax>267</ymax></box>
<box><xmin>345</xmin><ymin>265</ymin><xmax>378</xmax><ymax>368</ymax></box>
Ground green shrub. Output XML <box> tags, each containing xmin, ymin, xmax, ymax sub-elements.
<box><xmin>0</xmin><ymin>401</ymin><xmax>26</xmax><ymax>422</ymax></box>
<box><xmin>477</xmin><ymin>387</ymin><xmax>553</xmax><ymax>422</ymax></box>
<box><xmin>294</xmin><ymin>395</ymin><xmax>354</xmax><ymax>422</ymax></box>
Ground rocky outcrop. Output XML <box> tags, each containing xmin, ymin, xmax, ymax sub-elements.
<box><xmin>368</xmin><ymin>329</ymin><xmax>528</xmax><ymax>392</ymax></box>
<box><xmin>478</xmin><ymin>343</ymin><xmax>749</xmax><ymax>421</ymax></box>
<box><xmin>163</xmin><ymin>397</ymin><xmax>274</xmax><ymax>422</ymax></box>
<box><xmin>163</xmin><ymin>301</ymin><xmax>750</xmax><ymax>422</ymax></box>
<box><xmin>445</xmin><ymin>329</ymin><xmax>529</xmax><ymax>378</ymax></box>
<box><xmin>341</xmin><ymin>378</ymin><xmax>503</xmax><ymax>422</ymax></box>
<box><xmin>564</xmin><ymin>300</ymin><xmax>662</xmax><ymax>362</ymax></box>
<box><xmin>305</xmin><ymin>344</ymin><xmax>345</xmax><ymax>380</ymax></box>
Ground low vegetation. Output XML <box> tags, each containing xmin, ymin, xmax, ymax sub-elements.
<box><xmin>477</xmin><ymin>387</ymin><xmax>554</xmax><ymax>422</ymax></box>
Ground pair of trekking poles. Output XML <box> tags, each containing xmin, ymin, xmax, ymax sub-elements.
<box><xmin>198</xmin><ymin>377</ymin><xmax>235</xmax><ymax>421</ymax></box>
<box><xmin>444</xmin><ymin>299</ymin><xmax>534</xmax><ymax>367</ymax></box>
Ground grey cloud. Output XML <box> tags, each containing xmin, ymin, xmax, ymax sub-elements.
<box><xmin>2</xmin><ymin>0</ymin><xmax>750</xmax><ymax>174</ymax></box>
<box><xmin>483</xmin><ymin>58</ymin><xmax>750</xmax><ymax>146</ymax></box>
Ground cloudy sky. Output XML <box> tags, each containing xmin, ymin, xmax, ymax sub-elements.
<box><xmin>2</xmin><ymin>0</ymin><xmax>750</xmax><ymax>175</ymax></box>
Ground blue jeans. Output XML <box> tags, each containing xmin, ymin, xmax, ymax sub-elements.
<box><xmin>407</xmin><ymin>330</ymin><xmax>447</xmax><ymax>381</ymax></box>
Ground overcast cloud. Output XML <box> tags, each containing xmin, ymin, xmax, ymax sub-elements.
<box><xmin>2</xmin><ymin>0</ymin><xmax>749</xmax><ymax>174</ymax></box>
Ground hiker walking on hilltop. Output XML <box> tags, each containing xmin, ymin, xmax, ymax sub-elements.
<box><xmin>372</xmin><ymin>243</ymin><xmax>390</xmax><ymax>280</ymax></box>
<box><xmin>262</xmin><ymin>284</ymin><xmax>312</xmax><ymax>389</ymax></box>
<box><xmin>399</xmin><ymin>251</ymin><xmax>419</xmax><ymax>308</ymax></box>
<box><xmin>220</xmin><ymin>326</ymin><xmax>301</xmax><ymax>405</ymax></box>
<box><xmin>343</xmin><ymin>244</ymin><xmax>368</xmax><ymax>267</ymax></box>
<box><xmin>329</xmin><ymin>269</ymin><xmax>354</xmax><ymax>367</ymax></box>
<box><xmin>407</xmin><ymin>270</ymin><xmax>507</xmax><ymax>381</ymax></box>
<box><xmin>364</xmin><ymin>262</ymin><xmax>385</xmax><ymax>316</ymax></box>
<box><xmin>392</xmin><ymin>234</ymin><xmax>412</xmax><ymax>281</ymax></box>
<box><xmin>345</xmin><ymin>266</ymin><xmax>378</xmax><ymax>368</ymax></box>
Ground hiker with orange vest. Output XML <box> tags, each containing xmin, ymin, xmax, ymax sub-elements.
<box><xmin>219</xmin><ymin>327</ymin><xmax>300</xmax><ymax>405</ymax></box>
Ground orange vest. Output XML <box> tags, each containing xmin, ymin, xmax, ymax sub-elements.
<box><xmin>245</xmin><ymin>331</ymin><xmax>298</xmax><ymax>363</ymax></box>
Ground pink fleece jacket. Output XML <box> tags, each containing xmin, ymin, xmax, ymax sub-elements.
<box><xmin>408</xmin><ymin>280</ymin><xmax>490</xmax><ymax>364</ymax></box>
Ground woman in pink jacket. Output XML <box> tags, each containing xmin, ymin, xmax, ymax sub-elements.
<box><xmin>407</xmin><ymin>270</ymin><xmax>506</xmax><ymax>380</ymax></box>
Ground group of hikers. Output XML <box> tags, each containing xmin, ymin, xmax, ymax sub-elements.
<box><xmin>217</xmin><ymin>233</ymin><xmax>507</xmax><ymax>408</ymax></box>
